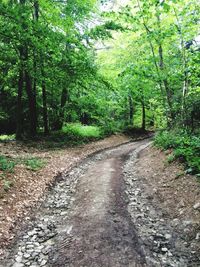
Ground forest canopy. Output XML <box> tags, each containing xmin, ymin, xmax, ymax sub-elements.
<box><xmin>0</xmin><ymin>0</ymin><xmax>199</xmax><ymax>140</ymax></box>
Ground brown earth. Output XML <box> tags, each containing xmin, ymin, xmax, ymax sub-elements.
<box><xmin>0</xmin><ymin>134</ymin><xmax>131</xmax><ymax>259</ymax></box>
<box><xmin>49</xmin><ymin>140</ymin><xmax>151</xmax><ymax>267</ymax></box>
<box><xmin>0</xmin><ymin>136</ymin><xmax>199</xmax><ymax>267</ymax></box>
<box><xmin>137</xmin><ymin>146</ymin><xmax>200</xmax><ymax>223</ymax></box>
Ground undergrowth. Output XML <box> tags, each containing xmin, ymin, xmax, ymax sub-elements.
<box><xmin>0</xmin><ymin>155</ymin><xmax>46</xmax><ymax>194</ymax></box>
<box><xmin>154</xmin><ymin>130</ymin><xmax>200</xmax><ymax>175</ymax></box>
<box><xmin>44</xmin><ymin>123</ymin><xmax>103</xmax><ymax>148</ymax></box>
<box><xmin>0</xmin><ymin>134</ymin><xmax>15</xmax><ymax>141</ymax></box>
<box><xmin>62</xmin><ymin>123</ymin><xmax>101</xmax><ymax>140</ymax></box>
<box><xmin>24</xmin><ymin>158</ymin><xmax>46</xmax><ymax>171</ymax></box>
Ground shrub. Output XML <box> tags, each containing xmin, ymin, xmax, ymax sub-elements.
<box><xmin>154</xmin><ymin>131</ymin><xmax>200</xmax><ymax>174</ymax></box>
<box><xmin>0</xmin><ymin>134</ymin><xmax>15</xmax><ymax>141</ymax></box>
<box><xmin>24</xmin><ymin>158</ymin><xmax>46</xmax><ymax>171</ymax></box>
<box><xmin>62</xmin><ymin>123</ymin><xmax>102</xmax><ymax>142</ymax></box>
<box><xmin>0</xmin><ymin>156</ymin><xmax>15</xmax><ymax>172</ymax></box>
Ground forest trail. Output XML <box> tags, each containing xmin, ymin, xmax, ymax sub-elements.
<box><xmin>49</xmin><ymin>140</ymin><xmax>151</xmax><ymax>267</ymax></box>
<box><xmin>2</xmin><ymin>139</ymin><xmax>200</xmax><ymax>267</ymax></box>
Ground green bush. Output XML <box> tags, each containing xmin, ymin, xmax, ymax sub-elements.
<box><xmin>0</xmin><ymin>156</ymin><xmax>15</xmax><ymax>172</ymax></box>
<box><xmin>154</xmin><ymin>131</ymin><xmax>200</xmax><ymax>174</ymax></box>
<box><xmin>24</xmin><ymin>158</ymin><xmax>46</xmax><ymax>171</ymax></box>
<box><xmin>0</xmin><ymin>134</ymin><xmax>15</xmax><ymax>141</ymax></box>
<box><xmin>62</xmin><ymin>123</ymin><xmax>102</xmax><ymax>141</ymax></box>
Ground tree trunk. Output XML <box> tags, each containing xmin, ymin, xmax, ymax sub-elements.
<box><xmin>53</xmin><ymin>88</ymin><xmax>69</xmax><ymax>130</ymax></box>
<box><xmin>33</xmin><ymin>0</ymin><xmax>39</xmax><ymax>20</ymax></box>
<box><xmin>136</xmin><ymin>0</ymin><xmax>168</xmax><ymax>118</ymax></box>
<box><xmin>19</xmin><ymin>0</ymin><xmax>37</xmax><ymax>137</ymax></box>
<box><xmin>156</xmin><ymin>11</ymin><xmax>174</xmax><ymax>122</ymax></box>
<box><xmin>24</xmin><ymin>70</ymin><xmax>37</xmax><ymax>137</ymax></box>
<box><xmin>141</xmin><ymin>101</ymin><xmax>146</xmax><ymax>131</ymax></box>
<box><xmin>41</xmin><ymin>66</ymin><xmax>49</xmax><ymax>135</ymax></box>
<box><xmin>174</xmin><ymin>8</ymin><xmax>188</xmax><ymax>126</ymax></box>
<box><xmin>16</xmin><ymin>67</ymin><xmax>24</xmax><ymax>140</ymax></box>
<box><xmin>158</xmin><ymin>44</ymin><xmax>174</xmax><ymax>120</ymax></box>
<box><xmin>128</xmin><ymin>93</ymin><xmax>134</xmax><ymax>125</ymax></box>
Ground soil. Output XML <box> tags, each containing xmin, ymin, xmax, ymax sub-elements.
<box><xmin>0</xmin><ymin>134</ymin><xmax>131</xmax><ymax>258</ymax></box>
<box><xmin>0</xmin><ymin>137</ymin><xmax>199</xmax><ymax>267</ymax></box>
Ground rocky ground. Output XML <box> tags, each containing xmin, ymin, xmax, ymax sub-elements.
<box><xmin>124</xmin><ymin>146</ymin><xmax>200</xmax><ymax>267</ymax></box>
<box><xmin>0</xmin><ymin>134</ymin><xmax>131</xmax><ymax>258</ymax></box>
<box><xmin>0</xmin><ymin>138</ymin><xmax>199</xmax><ymax>267</ymax></box>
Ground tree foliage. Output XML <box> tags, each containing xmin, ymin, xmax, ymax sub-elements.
<box><xmin>0</xmin><ymin>0</ymin><xmax>199</xmax><ymax>141</ymax></box>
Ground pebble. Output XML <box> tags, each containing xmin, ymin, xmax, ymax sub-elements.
<box><xmin>195</xmin><ymin>232</ymin><xmax>200</xmax><ymax>240</ymax></box>
<box><xmin>42</xmin><ymin>246</ymin><xmax>51</xmax><ymax>255</ymax></box>
<box><xmin>168</xmin><ymin>251</ymin><xmax>173</xmax><ymax>257</ymax></box>
<box><xmin>165</xmin><ymin>234</ymin><xmax>172</xmax><ymax>240</ymax></box>
<box><xmin>13</xmin><ymin>263</ymin><xmax>24</xmax><ymax>267</ymax></box>
<box><xmin>193</xmin><ymin>202</ymin><xmax>200</xmax><ymax>210</ymax></box>
<box><xmin>23</xmin><ymin>253</ymin><xmax>31</xmax><ymax>259</ymax></box>
<box><xmin>40</xmin><ymin>259</ymin><xmax>47</xmax><ymax>266</ymax></box>
<box><xmin>15</xmin><ymin>256</ymin><xmax>22</xmax><ymax>263</ymax></box>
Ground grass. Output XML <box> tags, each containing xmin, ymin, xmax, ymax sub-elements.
<box><xmin>0</xmin><ymin>134</ymin><xmax>15</xmax><ymax>141</ymax></box>
<box><xmin>0</xmin><ymin>155</ymin><xmax>46</xmax><ymax>195</ymax></box>
<box><xmin>41</xmin><ymin>123</ymin><xmax>103</xmax><ymax>149</ymax></box>
<box><xmin>2</xmin><ymin>179</ymin><xmax>13</xmax><ymax>192</ymax></box>
<box><xmin>0</xmin><ymin>156</ymin><xmax>16</xmax><ymax>194</ymax></box>
<box><xmin>62</xmin><ymin>123</ymin><xmax>101</xmax><ymax>139</ymax></box>
<box><xmin>154</xmin><ymin>130</ymin><xmax>200</xmax><ymax>175</ymax></box>
<box><xmin>0</xmin><ymin>155</ymin><xmax>16</xmax><ymax>172</ymax></box>
<box><xmin>24</xmin><ymin>157</ymin><xmax>46</xmax><ymax>171</ymax></box>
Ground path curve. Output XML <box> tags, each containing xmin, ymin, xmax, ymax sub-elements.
<box><xmin>2</xmin><ymin>138</ymin><xmax>199</xmax><ymax>267</ymax></box>
<box><xmin>1</xmin><ymin>139</ymin><xmax>173</xmax><ymax>267</ymax></box>
<box><xmin>50</xmin><ymin>140</ymin><xmax>151</xmax><ymax>267</ymax></box>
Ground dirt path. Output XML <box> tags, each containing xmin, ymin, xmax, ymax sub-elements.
<box><xmin>49</xmin><ymin>141</ymin><xmax>151</xmax><ymax>267</ymax></box>
<box><xmin>1</xmin><ymin>139</ymin><xmax>199</xmax><ymax>267</ymax></box>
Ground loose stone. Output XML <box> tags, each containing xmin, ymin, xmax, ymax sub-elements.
<box><xmin>193</xmin><ymin>202</ymin><xmax>200</xmax><ymax>210</ymax></box>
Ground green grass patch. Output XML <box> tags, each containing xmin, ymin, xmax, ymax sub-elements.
<box><xmin>2</xmin><ymin>179</ymin><xmax>13</xmax><ymax>191</ymax></box>
<box><xmin>24</xmin><ymin>157</ymin><xmax>46</xmax><ymax>171</ymax></box>
<box><xmin>41</xmin><ymin>123</ymin><xmax>103</xmax><ymax>148</ymax></box>
<box><xmin>62</xmin><ymin>123</ymin><xmax>101</xmax><ymax>140</ymax></box>
<box><xmin>154</xmin><ymin>131</ymin><xmax>200</xmax><ymax>175</ymax></box>
<box><xmin>0</xmin><ymin>155</ymin><xmax>16</xmax><ymax>172</ymax></box>
<box><xmin>0</xmin><ymin>134</ymin><xmax>15</xmax><ymax>141</ymax></box>
<box><xmin>0</xmin><ymin>155</ymin><xmax>46</xmax><ymax>173</ymax></box>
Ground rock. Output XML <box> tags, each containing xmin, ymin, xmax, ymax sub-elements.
<box><xmin>18</xmin><ymin>251</ymin><xmax>23</xmax><ymax>256</ymax></box>
<box><xmin>168</xmin><ymin>251</ymin><xmax>173</xmax><ymax>257</ymax></box>
<box><xmin>42</xmin><ymin>246</ymin><xmax>51</xmax><ymax>255</ymax></box>
<box><xmin>195</xmin><ymin>232</ymin><xmax>200</xmax><ymax>240</ymax></box>
<box><xmin>23</xmin><ymin>253</ymin><xmax>31</xmax><ymax>259</ymax></box>
<box><xmin>38</xmin><ymin>232</ymin><xmax>45</xmax><ymax>238</ymax></box>
<box><xmin>178</xmin><ymin>200</ymin><xmax>185</xmax><ymax>208</ymax></box>
<box><xmin>40</xmin><ymin>259</ymin><xmax>47</xmax><ymax>266</ymax></box>
<box><xmin>60</xmin><ymin>211</ymin><xmax>68</xmax><ymax>216</ymax></box>
<box><xmin>161</xmin><ymin>247</ymin><xmax>168</xmax><ymax>253</ymax></box>
<box><xmin>27</xmin><ymin>230</ymin><xmax>37</xmax><ymax>237</ymax></box>
<box><xmin>15</xmin><ymin>256</ymin><xmax>23</xmax><ymax>263</ymax></box>
<box><xmin>193</xmin><ymin>202</ymin><xmax>200</xmax><ymax>210</ymax></box>
<box><xmin>165</xmin><ymin>234</ymin><xmax>172</xmax><ymax>240</ymax></box>
<box><xmin>171</xmin><ymin>218</ymin><xmax>179</xmax><ymax>226</ymax></box>
<box><xmin>26</xmin><ymin>245</ymin><xmax>34</xmax><ymax>249</ymax></box>
<box><xmin>13</xmin><ymin>263</ymin><xmax>24</xmax><ymax>267</ymax></box>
